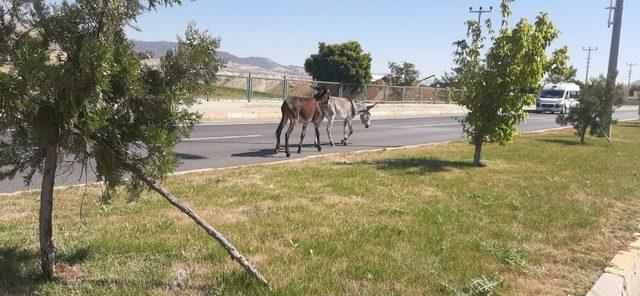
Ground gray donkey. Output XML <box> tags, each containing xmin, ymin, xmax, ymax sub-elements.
<box><xmin>321</xmin><ymin>97</ymin><xmax>378</xmax><ymax>146</ymax></box>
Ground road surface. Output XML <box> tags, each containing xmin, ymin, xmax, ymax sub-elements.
<box><xmin>1</xmin><ymin>111</ymin><xmax>637</xmax><ymax>193</ymax></box>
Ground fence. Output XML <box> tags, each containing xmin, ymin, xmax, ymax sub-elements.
<box><xmin>202</xmin><ymin>73</ymin><xmax>464</xmax><ymax>104</ymax></box>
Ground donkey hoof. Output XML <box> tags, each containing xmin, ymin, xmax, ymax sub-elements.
<box><xmin>330</xmin><ymin>141</ymin><xmax>335</xmax><ymax>146</ymax></box>
<box><xmin>317</xmin><ymin>147</ymin><xmax>322</xmax><ymax>152</ymax></box>
<box><xmin>286</xmin><ymin>153</ymin><xmax>291</xmax><ymax>158</ymax></box>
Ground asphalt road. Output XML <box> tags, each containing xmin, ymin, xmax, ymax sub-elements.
<box><xmin>1</xmin><ymin>110</ymin><xmax>637</xmax><ymax>193</ymax></box>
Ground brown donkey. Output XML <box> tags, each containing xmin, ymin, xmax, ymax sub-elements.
<box><xmin>275</xmin><ymin>86</ymin><xmax>330</xmax><ymax>157</ymax></box>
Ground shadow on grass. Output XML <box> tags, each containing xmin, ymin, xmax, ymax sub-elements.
<box><xmin>537</xmin><ymin>138</ymin><xmax>585</xmax><ymax>146</ymax></box>
<box><xmin>618</xmin><ymin>122</ymin><xmax>640</xmax><ymax>128</ymax></box>
<box><xmin>0</xmin><ymin>245</ymin><xmax>92</xmax><ymax>294</ymax></box>
<box><xmin>0</xmin><ymin>246</ymin><xmax>270</xmax><ymax>294</ymax></box>
<box><xmin>364</xmin><ymin>156</ymin><xmax>477</xmax><ymax>175</ymax></box>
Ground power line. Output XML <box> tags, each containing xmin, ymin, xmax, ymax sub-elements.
<box><xmin>469</xmin><ymin>6</ymin><xmax>493</xmax><ymax>27</ymax></box>
<box><xmin>603</xmin><ymin>0</ymin><xmax>624</xmax><ymax>137</ymax></box>
<box><xmin>582</xmin><ymin>47</ymin><xmax>598</xmax><ymax>84</ymax></box>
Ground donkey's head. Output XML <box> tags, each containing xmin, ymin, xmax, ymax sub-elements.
<box><xmin>311</xmin><ymin>85</ymin><xmax>331</xmax><ymax>103</ymax></box>
<box><xmin>357</xmin><ymin>103</ymin><xmax>378</xmax><ymax>128</ymax></box>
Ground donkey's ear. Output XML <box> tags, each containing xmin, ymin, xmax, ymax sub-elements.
<box><xmin>366</xmin><ymin>103</ymin><xmax>379</xmax><ymax>111</ymax></box>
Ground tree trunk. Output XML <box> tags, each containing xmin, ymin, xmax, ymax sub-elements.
<box><xmin>580</xmin><ymin>126</ymin><xmax>587</xmax><ymax>144</ymax></box>
<box><xmin>128</xmin><ymin>165</ymin><xmax>270</xmax><ymax>287</ymax></box>
<box><xmin>39</xmin><ymin>145</ymin><xmax>58</xmax><ymax>279</ymax></box>
<box><xmin>473</xmin><ymin>136</ymin><xmax>484</xmax><ymax>166</ymax></box>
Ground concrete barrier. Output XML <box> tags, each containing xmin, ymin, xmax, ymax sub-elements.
<box><xmin>588</xmin><ymin>234</ymin><xmax>640</xmax><ymax>296</ymax></box>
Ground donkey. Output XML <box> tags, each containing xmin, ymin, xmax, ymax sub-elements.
<box><xmin>275</xmin><ymin>86</ymin><xmax>330</xmax><ymax>157</ymax></box>
<box><xmin>322</xmin><ymin>97</ymin><xmax>378</xmax><ymax>146</ymax></box>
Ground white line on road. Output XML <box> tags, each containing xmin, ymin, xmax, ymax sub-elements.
<box><xmin>400</xmin><ymin>123</ymin><xmax>461</xmax><ymax>129</ymax></box>
<box><xmin>181</xmin><ymin>135</ymin><xmax>262</xmax><ymax>142</ymax></box>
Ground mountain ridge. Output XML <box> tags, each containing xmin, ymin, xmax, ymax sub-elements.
<box><xmin>132</xmin><ymin>40</ymin><xmax>307</xmax><ymax>77</ymax></box>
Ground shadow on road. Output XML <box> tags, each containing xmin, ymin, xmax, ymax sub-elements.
<box><xmin>175</xmin><ymin>152</ymin><xmax>207</xmax><ymax>160</ymax></box>
<box><xmin>231</xmin><ymin>149</ymin><xmax>278</xmax><ymax>158</ymax></box>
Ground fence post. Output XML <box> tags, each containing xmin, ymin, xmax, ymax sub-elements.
<box><xmin>311</xmin><ymin>79</ymin><xmax>316</xmax><ymax>96</ymax></box>
<box><xmin>247</xmin><ymin>73</ymin><xmax>252</xmax><ymax>102</ymax></box>
<box><xmin>282</xmin><ymin>76</ymin><xmax>288</xmax><ymax>100</ymax></box>
<box><xmin>363</xmin><ymin>85</ymin><xmax>368</xmax><ymax>102</ymax></box>
<box><xmin>383</xmin><ymin>85</ymin><xmax>388</xmax><ymax>103</ymax></box>
<box><xmin>401</xmin><ymin>86</ymin><xmax>406</xmax><ymax>102</ymax></box>
<box><xmin>433</xmin><ymin>87</ymin><xmax>438</xmax><ymax>104</ymax></box>
<box><xmin>418</xmin><ymin>86</ymin><xmax>422</xmax><ymax>102</ymax></box>
<box><xmin>339</xmin><ymin>83</ymin><xmax>344</xmax><ymax>98</ymax></box>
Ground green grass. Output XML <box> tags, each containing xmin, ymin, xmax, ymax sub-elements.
<box><xmin>1</xmin><ymin>121</ymin><xmax>640</xmax><ymax>295</ymax></box>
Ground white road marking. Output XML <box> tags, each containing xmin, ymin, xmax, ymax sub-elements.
<box><xmin>181</xmin><ymin>135</ymin><xmax>262</xmax><ymax>142</ymax></box>
<box><xmin>400</xmin><ymin>123</ymin><xmax>461</xmax><ymax>129</ymax></box>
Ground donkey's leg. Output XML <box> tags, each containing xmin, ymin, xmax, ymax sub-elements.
<box><xmin>275</xmin><ymin>112</ymin><xmax>287</xmax><ymax>152</ymax></box>
<box><xmin>314</xmin><ymin>121</ymin><xmax>322</xmax><ymax>152</ymax></box>
<box><xmin>284</xmin><ymin>119</ymin><xmax>295</xmax><ymax>158</ymax></box>
<box><xmin>298</xmin><ymin>123</ymin><xmax>308</xmax><ymax>154</ymax></box>
<box><xmin>341</xmin><ymin>119</ymin><xmax>350</xmax><ymax>145</ymax></box>
<box><xmin>326</xmin><ymin>114</ymin><xmax>335</xmax><ymax>146</ymax></box>
<box><xmin>345</xmin><ymin>118</ymin><xmax>354</xmax><ymax>142</ymax></box>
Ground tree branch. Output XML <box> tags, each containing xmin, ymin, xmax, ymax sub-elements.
<box><xmin>88</xmin><ymin>132</ymin><xmax>270</xmax><ymax>287</ymax></box>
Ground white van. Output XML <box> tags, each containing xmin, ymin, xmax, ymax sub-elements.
<box><xmin>536</xmin><ymin>83</ymin><xmax>580</xmax><ymax>114</ymax></box>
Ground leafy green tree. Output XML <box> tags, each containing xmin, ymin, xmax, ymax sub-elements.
<box><xmin>304</xmin><ymin>41</ymin><xmax>372</xmax><ymax>88</ymax></box>
<box><xmin>0</xmin><ymin>0</ymin><xmax>267</xmax><ymax>285</ymax></box>
<box><xmin>544</xmin><ymin>65</ymin><xmax>579</xmax><ymax>84</ymax></box>
<box><xmin>432</xmin><ymin>71</ymin><xmax>461</xmax><ymax>88</ymax></box>
<box><xmin>388</xmin><ymin>61</ymin><xmax>420</xmax><ymax>86</ymax></box>
<box><xmin>453</xmin><ymin>0</ymin><xmax>569</xmax><ymax>166</ymax></box>
<box><xmin>556</xmin><ymin>75</ymin><xmax>625</xmax><ymax>143</ymax></box>
<box><xmin>629</xmin><ymin>84</ymin><xmax>640</xmax><ymax>97</ymax></box>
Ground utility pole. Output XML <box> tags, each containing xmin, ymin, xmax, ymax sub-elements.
<box><xmin>626</xmin><ymin>62</ymin><xmax>637</xmax><ymax>98</ymax></box>
<box><xmin>582</xmin><ymin>47</ymin><xmax>598</xmax><ymax>84</ymax></box>
<box><xmin>603</xmin><ymin>0</ymin><xmax>624</xmax><ymax>138</ymax></box>
<box><xmin>469</xmin><ymin>6</ymin><xmax>493</xmax><ymax>27</ymax></box>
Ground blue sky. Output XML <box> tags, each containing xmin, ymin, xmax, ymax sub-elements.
<box><xmin>126</xmin><ymin>0</ymin><xmax>640</xmax><ymax>83</ymax></box>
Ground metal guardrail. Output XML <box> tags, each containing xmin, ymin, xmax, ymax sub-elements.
<box><xmin>204</xmin><ymin>73</ymin><xmax>464</xmax><ymax>104</ymax></box>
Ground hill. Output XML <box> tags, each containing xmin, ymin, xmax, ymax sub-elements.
<box><xmin>132</xmin><ymin>40</ymin><xmax>308</xmax><ymax>78</ymax></box>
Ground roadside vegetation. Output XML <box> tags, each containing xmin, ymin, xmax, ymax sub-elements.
<box><xmin>453</xmin><ymin>0</ymin><xmax>570</xmax><ymax>166</ymax></box>
<box><xmin>198</xmin><ymin>85</ymin><xmax>283</xmax><ymax>100</ymax></box>
<box><xmin>2</xmin><ymin>122</ymin><xmax>639</xmax><ymax>295</ymax></box>
<box><xmin>556</xmin><ymin>75</ymin><xmax>625</xmax><ymax>143</ymax></box>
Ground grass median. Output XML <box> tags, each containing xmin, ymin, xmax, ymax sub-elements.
<box><xmin>1</xmin><ymin>121</ymin><xmax>639</xmax><ymax>295</ymax></box>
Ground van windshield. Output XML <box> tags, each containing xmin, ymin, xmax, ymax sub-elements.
<box><xmin>540</xmin><ymin>89</ymin><xmax>565</xmax><ymax>98</ymax></box>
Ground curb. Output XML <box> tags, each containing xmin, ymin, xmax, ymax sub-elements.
<box><xmin>588</xmin><ymin>232</ymin><xmax>640</xmax><ymax>296</ymax></box>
